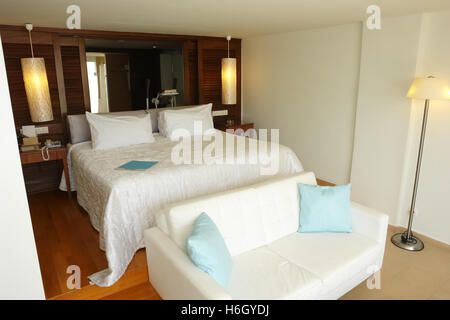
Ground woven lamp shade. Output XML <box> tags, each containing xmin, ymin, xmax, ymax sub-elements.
<box><xmin>21</xmin><ymin>57</ymin><xmax>53</xmax><ymax>122</ymax></box>
<box><xmin>221</xmin><ymin>57</ymin><xmax>236</xmax><ymax>105</ymax></box>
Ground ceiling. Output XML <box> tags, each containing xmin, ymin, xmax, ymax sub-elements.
<box><xmin>1</xmin><ymin>0</ymin><xmax>450</xmax><ymax>38</ymax></box>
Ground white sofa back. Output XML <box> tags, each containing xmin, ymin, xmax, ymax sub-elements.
<box><xmin>162</xmin><ymin>171</ymin><xmax>317</xmax><ymax>257</ymax></box>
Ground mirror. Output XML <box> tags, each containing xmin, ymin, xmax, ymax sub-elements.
<box><xmin>85</xmin><ymin>38</ymin><xmax>184</xmax><ymax>113</ymax></box>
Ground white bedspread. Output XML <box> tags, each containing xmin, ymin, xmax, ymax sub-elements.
<box><xmin>64</xmin><ymin>130</ymin><xmax>303</xmax><ymax>286</ymax></box>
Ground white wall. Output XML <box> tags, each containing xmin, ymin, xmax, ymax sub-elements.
<box><xmin>242</xmin><ymin>23</ymin><xmax>362</xmax><ymax>184</ymax></box>
<box><xmin>397</xmin><ymin>11</ymin><xmax>450</xmax><ymax>244</ymax></box>
<box><xmin>243</xmin><ymin>11</ymin><xmax>450</xmax><ymax>244</ymax></box>
<box><xmin>0</xmin><ymin>37</ymin><xmax>45</xmax><ymax>299</ymax></box>
<box><xmin>350</xmin><ymin>15</ymin><xmax>422</xmax><ymax>222</ymax></box>
<box><xmin>352</xmin><ymin>12</ymin><xmax>450</xmax><ymax>244</ymax></box>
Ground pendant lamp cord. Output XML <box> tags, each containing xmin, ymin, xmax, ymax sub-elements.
<box><xmin>27</xmin><ymin>30</ymin><xmax>34</xmax><ymax>58</ymax></box>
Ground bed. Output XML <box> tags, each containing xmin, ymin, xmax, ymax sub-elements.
<box><xmin>62</xmin><ymin>108</ymin><xmax>303</xmax><ymax>286</ymax></box>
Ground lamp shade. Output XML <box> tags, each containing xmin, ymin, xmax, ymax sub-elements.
<box><xmin>21</xmin><ymin>57</ymin><xmax>53</xmax><ymax>122</ymax></box>
<box><xmin>221</xmin><ymin>57</ymin><xmax>236</xmax><ymax>105</ymax></box>
<box><xmin>407</xmin><ymin>76</ymin><xmax>450</xmax><ymax>100</ymax></box>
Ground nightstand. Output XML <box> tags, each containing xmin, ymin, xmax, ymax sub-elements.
<box><xmin>20</xmin><ymin>147</ymin><xmax>71</xmax><ymax>196</ymax></box>
<box><xmin>226</xmin><ymin>122</ymin><xmax>256</xmax><ymax>138</ymax></box>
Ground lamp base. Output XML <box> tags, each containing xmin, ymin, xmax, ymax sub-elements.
<box><xmin>391</xmin><ymin>232</ymin><xmax>424</xmax><ymax>251</ymax></box>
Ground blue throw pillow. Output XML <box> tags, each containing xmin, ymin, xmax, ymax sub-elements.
<box><xmin>298</xmin><ymin>183</ymin><xmax>352</xmax><ymax>233</ymax></box>
<box><xmin>186</xmin><ymin>213</ymin><xmax>232</xmax><ymax>288</ymax></box>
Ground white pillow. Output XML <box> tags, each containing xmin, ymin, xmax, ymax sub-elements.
<box><xmin>68</xmin><ymin>110</ymin><xmax>155</xmax><ymax>145</ymax></box>
<box><xmin>103</xmin><ymin>110</ymin><xmax>156</xmax><ymax>131</ymax></box>
<box><xmin>67</xmin><ymin>114</ymin><xmax>91</xmax><ymax>144</ymax></box>
<box><xmin>158</xmin><ymin>103</ymin><xmax>213</xmax><ymax>136</ymax></box>
<box><xmin>163</xmin><ymin>105</ymin><xmax>214</xmax><ymax>140</ymax></box>
<box><xmin>85</xmin><ymin>112</ymin><xmax>155</xmax><ymax>150</ymax></box>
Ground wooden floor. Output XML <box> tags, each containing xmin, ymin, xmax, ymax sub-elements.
<box><xmin>28</xmin><ymin>191</ymin><xmax>160</xmax><ymax>300</ymax></box>
<box><xmin>28</xmin><ymin>186</ymin><xmax>450</xmax><ymax>300</ymax></box>
<box><xmin>29</xmin><ymin>180</ymin><xmax>331</xmax><ymax>300</ymax></box>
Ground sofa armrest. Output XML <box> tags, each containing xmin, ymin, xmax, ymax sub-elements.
<box><xmin>351</xmin><ymin>202</ymin><xmax>389</xmax><ymax>245</ymax></box>
<box><xmin>144</xmin><ymin>227</ymin><xmax>232</xmax><ymax>300</ymax></box>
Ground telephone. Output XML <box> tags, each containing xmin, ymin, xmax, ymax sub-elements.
<box><xmin>40</xmin><ymin>140</ymin><xmax>61</xmax><ymax>161</ymax></box>
<box><xmin>45</xmin><ymin>139</ymin><xmax>61</xmax><ymax>149</ymax></box>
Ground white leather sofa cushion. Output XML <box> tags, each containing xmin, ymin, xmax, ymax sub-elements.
<box><xmin>267</xmin><ymin>232</ymin><xmax>381</xmax><ymax>295</ymax></box>
<box><xmin>255</xmin><ymin>175</ymin><xmax>316</xmax><ymax>244</ymax></box>
<box><xmin>164</xmin><ymin>172</ymin><xmax>317</xmax><ymax>256</ymax></box>
<box><xmin>145</xmin><ymin>172</ymin><xmax>389</xmax><ymax>300</ymax></box>
<box><xmin>166</xmin><ymin>187</ymin><xmax>266</xmax><ymax>256</ymax></box>
<box><xmin>227</xmin><ymin>247</ymin><xmax>321</xmax><ymax>300</ymax></box>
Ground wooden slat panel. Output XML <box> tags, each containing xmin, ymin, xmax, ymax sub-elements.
<box><xmin>0</xmin><ymin>24</ymin><xmax>229</xmax><ymax>43</ymax></box>
<box><xmin>183</xmin><ymin>40</ymin><xmax>198</xmax><ymax>105</ymax></box>
<box><xmin>15</xmin><ymin>122</ymin><xmax>66</xmax><ymax>146</ymax></box>
<box><xmin>1</xmin><ymin>26</ymin><xmax>242</xmax><ymax>194</ymax></box>
<box><xmin>60</xmin><ymin>45</ymin><xmax>86</xmax><ymax>114</ymax></box>
<box><xmin>53</xmin><ymin>36</ymin><xmax>68</xmax><ymax>116</ymax></box>
<box><xmin>21</xmin><ymin>162</ymin><xmax>63</xmax><ymax>194</ymax></box>
<box><xmin>2</xmin><ymin>43</ymin><xmax>62</xmax><ymax>126</ymax></box>
<box><xmin>0</xmin><ymin>29</ymin><xmax>53</xmax><ymax>45</ymax></box>
<box><xmin>78</xmin><ymin>38</ymin><xmax>91</xmax><ymax>112</ymax></box>
<box><xmin>198</xmin><ymin>38</ymin><xmax>241</xmax><ymax>130</ymax></box>
<box><xmin>2</xmin><ymin>42</ymin><xmax>65</xmax><ymax>194</ymax></box>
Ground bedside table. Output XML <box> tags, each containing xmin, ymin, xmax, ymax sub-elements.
<box><xmin>20</xmin><ymin>147</ymin><xmax>71</xmax><ymax>196</ymax></box>
<box><xmin>226</xmin><ymin>122</ymin><xmax>256</xmax><ymax>138</ymax></box>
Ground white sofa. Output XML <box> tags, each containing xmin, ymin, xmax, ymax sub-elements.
<box><xmin>144</xmin><ymin>171</ymin><xmax>389</xmax><ymax>300</ymax></box>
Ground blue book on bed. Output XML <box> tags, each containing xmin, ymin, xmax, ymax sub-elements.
<box><xmin>117</xmin><ymin>160</ymin><xmax>158</xmax><ymax>171</ymax></box>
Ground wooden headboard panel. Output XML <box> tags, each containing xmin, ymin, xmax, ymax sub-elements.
<box><xmin>3</xmin><ymin>43</ymin><xmax>62</xmax><ymax>129</ymax></box>
<box><xmin>1</xmin><ymin>24</ymin><xmax>242</xmax><ymax>193</ymax></box>
<box><xmin>198</xmin><ymin>38</ymin><xmax>241</xmax><ymax>130</ymax></box>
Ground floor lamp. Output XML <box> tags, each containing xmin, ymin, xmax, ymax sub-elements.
<box><xmin>391</xmin><ymin>76</ymin><xmax>450</xmax><ymax>251</ymax></box>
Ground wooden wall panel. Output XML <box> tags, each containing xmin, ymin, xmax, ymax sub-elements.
<box><xmin>0</xmin><ymin>24</ymin><xmax>242</xmax><ymax>194</ymax></box>
<box><xmin>78</xmin><ymin>39</ymin><xmax>91</xmax><ymax>112</ymax></box>
<box><xmin>2</xmin><ymin>43</ymin><xmax>61</xmax><ymax>126</ymax></box>
<box><xmin>21</xmin><ymin>161</ymin><xmax>63</xmax><ymax>194</ymax></box>
<box><xmin>197</xmin><ymin>38</ymin><xmax>241</xmax><ymax>130</ymax></box>
<box><xmin>60</xmin><ymin>45</ymin><xmax>86</xmax><ymax>115</ymax></box>
<box><xmin>0</xmin><ymin>29</ymin><xmax>53</xmax><ymax>45</ymax></box>
<box><xmin>183</xmin><ymin>40</ymin><xmax>198</xmax><ymax>105</ymax></box>
<box><xmin>2</xmin><ymin>42</ymin><xmax>65</xmax><ymax>194</ymax></box>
